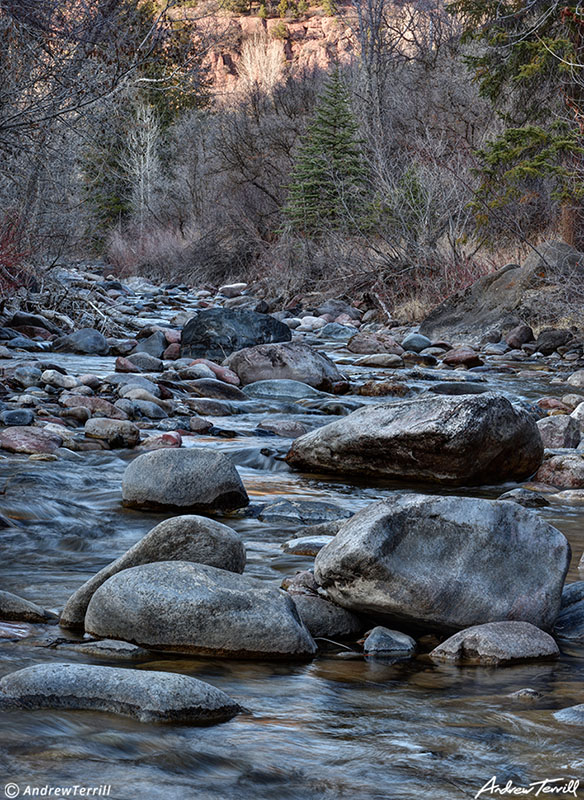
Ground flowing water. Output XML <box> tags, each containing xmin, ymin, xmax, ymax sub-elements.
<box><xmin>1</xmin><ymin>346</ymin><xmax>584</xmax><ymax>800</ymax></box>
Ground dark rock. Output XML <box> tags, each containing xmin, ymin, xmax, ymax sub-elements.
<box><xmin>126</xmin><ymin>352</ymin><xmax>163</xmax><ymax>372</ymax></box>
<box><xmin>0</xmin><ymin>409</ymin><xmax>34</xmax><ymax>426</ymax></box>
<box><xmin>132</xmin><ymin>331</ymin><xmax>167</xmax><ymax>359</ymax></box>
<box><xmin>362</xmin><ymin>626</ymin><xmax>416</xmax><ymax>657</ymax></box>
<box><xmin>535</xmin><ymin>328</ymin><xmax>573</xmax><ymax>356</ymax></box>
<box><xmin>313</xmin><ymin>494</ymin><xmax>569</xmax><ymax>632</ymax></box>
<box><xmin>291</xmin><ymin>594</ymin><xmax>363</xmax><ymax>639</ymax></box>
<box><xmin>188</xmin><ymin>378</ymin><xmax>247</xmax><ymax>401</ymax></box>
<box><xmin>181</xmin><ymin>308</ymin><xmax>291</xmax><ymax>361</ymax></box>
<box><xmin>286</xmin><ymin>393</ymin><xmax>543</xmax><ymax>486</ymax></box>
<box><xmin>498</xmin><ymin>488</ymin><xmax>550</xmax><ymax>508</ymax></box>
<box><xmin>85</xmin><ymin>561</ymin><xmax>317</xmax><ymax>659</ymax></box>
<box><xmin>401</xmin><ymin>333</ymin><xmax>432</xmax><ymax>352</ymax></box>
<box><xmin>554</xmin><ymin>581</ymin><xmax>584</xmax><ymax>641</ymax></box>
<box><xmin>505</xmin><ymin>324</ymin><xmax>534</xmax><ymax>349</ymax></box>
<box><xmin>54</xmin><ymin>328</ymin><xmax>109</xmax><ymax>355</ymax></box>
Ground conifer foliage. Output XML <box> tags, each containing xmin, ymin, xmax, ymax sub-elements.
<box><xmin>282</xmin><ymin>69</ymin><xmax>368</xmax><ymax>235</ymax></box>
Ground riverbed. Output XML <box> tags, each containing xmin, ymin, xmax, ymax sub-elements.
<box><xmin>1</xmin><ymin>341</ymin><xmax>583</xmax><ymax>800</ymax></box>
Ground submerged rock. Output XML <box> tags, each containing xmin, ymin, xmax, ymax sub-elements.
<box><xmin>122</xmin><ymin>448</ymin><xmax>249</xmax><ymax>511</ymax></box>
<box><xmin>313</xmin><ymin>494</ymin><xmax>569</xmax><ymax>632</ymax></box>
<box><xmin>60</xmin><ymin>515</ymin><xmax>246</xmax><ymax>629</ymax></box>
<box><xmin>85</xmin><ymin>561</ymin><xmax>317</xmax><ymax>660</ymax></box>
<box><xmin>286</xmin><ymin>393</ymin><xmax>543</xmax><ymax>486</ymax></box>
<box><xmin>0</xmin><ymin>663</ymin><xmax>242</xmax><ymax>724</ymax></box>
<box><xmin>430</xmin><ymin>621</ymin><xmax>559</xmax><ymax>665</ymax></box>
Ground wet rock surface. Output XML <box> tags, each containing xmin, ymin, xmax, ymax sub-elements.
<box><xmin>0</xmin><ymin>663</ymin><xmax>242</xmax><ymax>724</ymax></box>
<box><xmin>429</xmin><ymin>621</ymin><xmax>559</xmax><ymax>664</ymax></box>
<box><xmin>85</xmin><ymin>561</ymin><xmax>317</xmax><ymax>659</ymax></box>
<box><xmin>287</xmin><ymin>394</ymin><xmax>543</xmax><ymax>486</ymax></box>
<box><xmin>313</xmin><ymin>495</ymin><xmax>569</xmax><ymax>632</ymax></box>
<box><xmin>121</xmin><ymin>448</ymin><xmax>249</xmax><ymax>511</ymax></box>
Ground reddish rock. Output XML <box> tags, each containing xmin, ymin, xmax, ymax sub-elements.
<box><xmin>115</xmin><ymin>356</ymin><xmax>140</xmax><ymax>373</ymax></box>
<box><xmin>163</xmin><ymin>343</ymin><xmax>181</xmax><ymax>360</ymax></box>
<box><xmin>537</xmin><ymin>397</ymin><xmax>572</xmax><ymax>413</ymax></box>
<box><xmin>140</xmin><ymin>431</ymin><xmax>182</xmax><ymax>450</ymax></box>
<box><xmin>61</xmin><ymin>396</ymin><xmax>128</xmax><ymax>420</ymax></box>
<box><xmin>10</xmin><ymin>326</ymin><xmax>54</xmax><ymax>341</ymax></box>
<box><xmin>347</xmin><ymin>331</ymin><xmax>404</xmax><ymax>355</ymax></box>
<box><xmin>335</xmin><ymin>314</ymin><xmax>359</xmax><ymax>327</ymax></box>
<box><xmin>535</xmin><ymin>454</ymin><xmax>584</xmax><ymax>488</ymax></box>
<box><xmin>442</xmin><ymin>347</ymin><xmax>483</xmax><ymax>368</ymax></box>
<box><xmin>189</xmin><ymin>358</ymin><xmax>241</xmax><ymax>385</ymax></box>
<box><xmin>0</xmin><ymin>426</ymin><xmax>62</xmax><ymax>454</ymax></box>
<box><xmin>164</xmin><ymin>329</ymin><xmax>181</xmax><ymax>344</ymax></box>
<box><xmin>505</xmin><ymin>324</ymin><xmax>534</xmax><ymax>349</ymax></box>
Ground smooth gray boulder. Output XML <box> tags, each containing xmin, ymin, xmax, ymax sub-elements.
<box><xmin>181</xmin><ymin>308</ymin><xmax>291</xmax><ymax>361</ymax></box>
<box><xmin>122</xmin><ymin>448</ymin><xmax>249</xmax><ymax>511</ymax></box>
<box><xmin>430</xmin><ymin>621</ymin><xmax>559</xmax><ymax>665</ymax></box>
<box><xmin>287</xmin><ymin>393</ymin><xmax>543</xmax><ymax>486</ymax></box>
<box><xmin>60</xmin><ymin>515</ymin><xmax>246</xmax><ymax>629</ymax></box>
<box><xmin>313</xmin><ymin>494</ymin><xmax>570</xmax><ymax>632</ymax></box>
<box><xmin>362</xmin><ymin>626</ymin><xmax>416</xmax><ymax>657</ymax></box>
<box><xmin>85</xmin><ymin>561</ymin><xmax>317</xmax><ymax>659</ymax></box>
<box><xmin>0</xmin><ymin>590</ymin><xmax>56</xmax><ymax>623</ymax></box>
<box><xmin>224</xmin><ymin>342</ymin><xmax>343</xmax><ymax>392</ymax></box>
<box><xmin>0</xmin><ymin>663</ymin><xmax>241</xmax><ymax>724</ymax></box>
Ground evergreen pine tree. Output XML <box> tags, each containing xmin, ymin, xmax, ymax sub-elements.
<box><xmin>282</xmin><ymin>69</ymin><xmax>368</xmax><ymax>235</ymax></box>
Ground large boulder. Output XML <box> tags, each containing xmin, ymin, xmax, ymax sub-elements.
<box><xmin>122</xmin><ymin>448</ymin><xmax>249</xmax><ymax>511</ymax></box>
<box><xmin>85</xmin><ymin>561</ymin><xmax>317</xmax><ymax>659</ymax></box>
<box><xmin>313</xmin><ymin>494</ymin><xmax>570</xmax><ymax>632</ymax></box>
<box><xmin>224</xmin><ymin>342</ymin><xmax>343</xmax><ymax>391</ymax></box>
<box><xmin>60</xmin><ymin>515</ymin><xmax>246</xmax><ymax>629</ymax></box>
<box><xmin>181</xmin><ymin>309</ymin><xmax>291</xmax><ymax>361</ymax></box>
<box><xmin>419</xmin><ymin>240</ymin><xmax>584</xmax><ymax>339</ymax></box>
<box><xmin>54</xmin><ymin>328</ymin><xmax>109</xmax><ymax>355</ymax></box>
<box><xmin>429</xmin><ymin>621</ymin><xmax>559</xmax><ymax>665</ymax></box>
<box><xmin>286</xmin><ymin>393</ymin><xmax>543</xmax><ymax>486</ymax></box>
<box><xmin>0</xmin><ymin>663</ymin><xmax>242</xmax><ymax>724</ymax></box>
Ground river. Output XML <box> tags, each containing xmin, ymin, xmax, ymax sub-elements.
<box><xmin>1</xmin><ymin>341</ymin><xmax>583</xmax><ymax>800</ymax></box>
